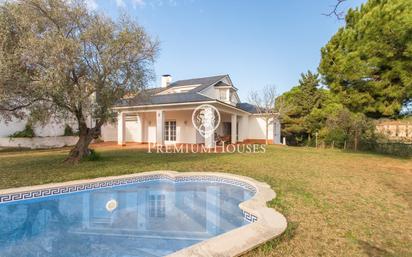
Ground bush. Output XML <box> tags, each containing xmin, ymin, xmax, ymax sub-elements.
<box><xmin>85</xmin><ymin>149</ymin><xmax>101</xmax><ymax>161</ymax></box>
<box><xmin>316</xmin><ymin>108</ymin><xmax>374</xmax><ymax>150</ymax></box>
<box><xmin>10</xmin><ymin>124</ymin><xmax>35</xmax><ymax>138</ymax></box>
<box><xmin>319</xmin><ymin>127</ymin><xmax>347</xmax><ymax>148</ymax></box>
<box><xmin>64</xmin><ymin>124</ymin><xmax>74</xmax><ymax>136</ymax></box>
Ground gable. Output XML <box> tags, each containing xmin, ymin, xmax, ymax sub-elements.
<box><xmin>199</xmin><ymin>75</ymin><xmax>240</xmax><ymax>105</ymax></box>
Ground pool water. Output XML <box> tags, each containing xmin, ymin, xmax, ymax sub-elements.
<box><xmin>0</xmin><ymin>180</ymin><xmax>254</xmax><ymax>257</ymax></box>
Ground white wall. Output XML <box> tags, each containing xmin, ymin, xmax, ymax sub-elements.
<box><xmin>101</xmin><ymin>110</ymin><xmax>197</xmax><ymax>144</ymax></box>
<box><xmin>248</xmin><ymin>116</ymin><xmax>274</xmax><ymax>141</ymax></box>
<box><xmin>0</xmin><ymin>116</ymin><xmax>78</xmax><ymax>138</ymax></box>
<box><xmin>126</xmin><ymin>119</ymin><xmax>139</xmax><ymax>142</ymax></box>
<box><xmin>101</xmin><ymin>122</ymin><xmax>117</xmax><ymax>141</ymax></box>
<box><xmin>0</xmin><ymin>118</ymin><xmax>26</xmax><ymax>137</ymax></box>
<box><xmin>0</xmin><ymin>136</ymin><xmax>78</xmax><ymax>149</ymax></box>
<box><xmin>238</xmin><ymin>115</ymin><xmax>249</xmax><ymax>142</ymax></box>
<box><xmin>165</xmin><ymin>110</ymin><xmax>197</xmax><ymax>144</ymax></box>
<box><xmin>142</xmin><ymin>112</ymin><xmax>156</xmax><ymax>143</ymax></box>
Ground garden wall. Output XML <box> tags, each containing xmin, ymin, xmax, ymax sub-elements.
<box><xmin>376</xmin><ymin>121</ymin><xmax>412</xmax><ymax>142</ymax></box>
<box><xmin>0</xmin><ymin>136</ymin><xmax>78</xmax><ymax>149</ymax></box>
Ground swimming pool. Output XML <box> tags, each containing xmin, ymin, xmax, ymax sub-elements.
<box><xmin>0</xmin><ymin>172</ymin><xmax>287</xmax><ymax>257</ymax></box>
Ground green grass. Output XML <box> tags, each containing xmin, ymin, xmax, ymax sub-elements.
<box><xmin>0</xmin><ymin>146</ymin><xmax>411</xmax><ymax>257</ymax></box>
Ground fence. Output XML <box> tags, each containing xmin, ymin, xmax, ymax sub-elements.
<box><xmin>361</xmin><ymin>141</ymin><xmax>412</xmax><ymax>157</ymax></box>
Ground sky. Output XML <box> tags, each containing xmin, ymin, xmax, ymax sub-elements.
<box><xmin>88</xmin><ymin>0</ymin><xmax>366</xmax><ymax>100</ymax></box>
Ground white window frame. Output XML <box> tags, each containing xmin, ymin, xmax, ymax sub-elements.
<box><xmin>148</xmin><ymin>194</ymin><xmax>166</xmax><ymax>218</ymax></box>
<box><xmin>164</xmin><ymin>120</ymin><xmax>176</xmax><ymax>142</ymax></box>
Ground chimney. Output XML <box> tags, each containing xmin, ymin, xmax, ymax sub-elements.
<box><xmin>161</xmin><ymin>74</ymin><xmax>172</xmax><ymax>88</ymax></box>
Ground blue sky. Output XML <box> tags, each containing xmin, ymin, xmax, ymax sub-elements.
<box><xmin>90</xmin><ymin>0</ymin><xmax>366</xmax><ymax>100</ymax></box>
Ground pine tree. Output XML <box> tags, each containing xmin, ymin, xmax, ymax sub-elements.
<box><xmin>319</xmin><ymin>0</ymin><xmax>412</xmax><ymax>118</ymax></box>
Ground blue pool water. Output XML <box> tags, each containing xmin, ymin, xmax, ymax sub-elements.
<box><xmin>0</xmin><ymin>180</ymin><xmax>254</xmax><ymax>257</ymax></box>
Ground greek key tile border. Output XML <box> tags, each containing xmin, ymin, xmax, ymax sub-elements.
<box><xmin>0</xmin><ymin>174</ymin><xmax>256</xmax><ymax>204</ymax></box>
<box><xmin>243</xmin><ymin>210</ymin><xmax>258</xmax><ymax>223</ymax></box>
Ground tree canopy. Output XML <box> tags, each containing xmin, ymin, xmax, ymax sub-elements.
<box><xmin>276</xmin><ymin>71</ymin><xmax>327</xmax><ymax>144</ymax></box>
<box><xmin>0</xmin><ymin>0</ymin><xmax>158</xmax><ymax>162</ymax></box>
<box><xmin>319</xmin><ymin>0</ymin><xmax>412</xmax><ymax>118</ymax></box>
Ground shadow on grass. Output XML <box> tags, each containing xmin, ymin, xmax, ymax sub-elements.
<box><xmin>357</xmin><ymin>240</ymin><xmax>393</xmax><ymax>257</ymax></box>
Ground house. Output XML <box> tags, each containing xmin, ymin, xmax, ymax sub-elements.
<box><xmin>101</xmin><ymin>74</ymin><xmax>281</xmax><ymax>146</ymax></box>
<box><xmin>0</xmin><ymin>74</ymin><xmax>281</xmax><ymax>148</ymax></box>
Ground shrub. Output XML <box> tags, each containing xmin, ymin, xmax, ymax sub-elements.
<box><xmin>319</xmin><ymin>127</ymin><xmax>347</xmax><ymax>148</ymax></box>
<box><xmin>317</xmin><ymin>108</ymin><xmax>374</xmax><ymax>150</ymax></box>
<box><xmin>64</xmin><ymin>124</ymin><xmax>74</xmax><ymax>136</ymax></box>
<box><xmin>85</xmin><ymin>149</ymin><xmax>101</xmax><ymax>161</ymax></box>
<box><xmin>10</xmin><ymin>124</ymin><xmax>35</xmax><ymax>138</ymax></box>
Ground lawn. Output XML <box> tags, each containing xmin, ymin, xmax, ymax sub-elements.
<box><xmin>0</xmin><ymin>145</ymin><xmax>411</xmax><ymax>257</ymax></box>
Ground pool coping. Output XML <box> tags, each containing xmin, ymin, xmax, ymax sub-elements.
<box><xmin>0</xmin><ymin>171</ymin><xmax>287</xmax><ymax>257</ymax></box>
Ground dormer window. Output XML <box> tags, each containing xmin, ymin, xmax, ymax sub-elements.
<box><xmin>157</xmin><ymin>84</ymin><xmax>201</xmax><ymax>95</ymax></box>
<box><xmin>219</xmin><ymin>89</ymin><xmax>228</xmax><ymax>101</ymax></box>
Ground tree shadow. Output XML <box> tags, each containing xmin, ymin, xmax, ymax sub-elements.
<box><xmin>357</xmin><ymin>240</ymin><xmax>393</xmax><ymax>257</ymax></box>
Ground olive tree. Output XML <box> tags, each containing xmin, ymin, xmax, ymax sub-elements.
<box><xmin>0</xmin><ymin>0</ymin><xmax>158</xmax><ymax>163</ymax></box>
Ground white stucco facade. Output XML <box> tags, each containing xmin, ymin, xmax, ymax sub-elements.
<box><xmin>109</xmin><ymin>104</ymin><xmax>279</xmax><ymax>145</ymax></box>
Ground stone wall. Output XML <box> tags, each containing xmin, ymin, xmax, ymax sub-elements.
<box><xmin>376</xmin><ymin>121</ymin><xmax>412</xmax><ymax>142</ymax></box>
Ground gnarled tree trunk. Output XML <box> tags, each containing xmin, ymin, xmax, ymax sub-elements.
<box><xmin>64</xmin><ymin>117</ymin><xmax>102</xmax><ymax>164</ymax></box>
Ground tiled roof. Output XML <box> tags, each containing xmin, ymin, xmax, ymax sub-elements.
<box><xmin>236</xmin><ymin>102</ymin><xmax>260</xmax><ymax>114</ymax></box>
<box><xmin>117</xmin><ymin>91</ymin><xmax>214</xmax><ymax>107</ymax></box>
<box><xmin>116</xmin><ymin>75</ymin><xmax>227</xmax><ymax>107</ymax></box>
<box><xmin>116</xmin><ymin>74</ymin><xmax>257</xmax><ymax>114</ymax></box>
<box><xmin>168</xmin><ymin>75</ymin><xmax>227</xmax><ymax>91</ymax></box>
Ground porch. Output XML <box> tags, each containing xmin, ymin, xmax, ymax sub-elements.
<box><xmin>111</xmin><ymin>103</ymin><xmax>251</xmax><ymax>148</ymax></box>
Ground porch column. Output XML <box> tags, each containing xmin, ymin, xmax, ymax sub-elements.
<box><xmin>136</xmin><ymin>114</ymin><xmax>143</xmax><ymax>143</ymax></box>
<box><xmin>231</xmin><ymin>114</ymin><xmax>237</xmax><ymax>144</ymax></box>
<box><xmin>204</xmin><ymin>106</ymin><xmax>215</xmax><ymax>148</ymax></box>
<box><xmin>156</xmin><ymin>110</ymin><xmax>164</xmax><ymax>145</ymax></box>
<box><xmin>117</xmin><ymin>112</ymin><xmax>126</xmax><ymax>146</ymax></box>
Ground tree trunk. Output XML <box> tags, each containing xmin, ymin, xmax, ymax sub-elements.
<box><xmin>65</xmin><ymin>132</ymin><xmax>94</xmax><ymax>164</ymax></box>
<box><xmin>265</xmin><ymin>119</ymin><xmax>269</xmax><ymax>145</ymax></box>
<box><xmin>64</xmin><ymin>117</ymin><xmax>102</xmax><ymax>164</ymax></box>
<box><xmin>354</xmin><ymin>130</ymin><xmax>359</xmax><ymax>151</ymax></box>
